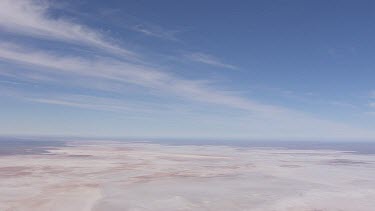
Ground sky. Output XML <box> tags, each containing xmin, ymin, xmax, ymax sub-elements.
<box><xmin>0</xmin><ymin>0</ymin><xmax>375</xmax><ymax>140</ymax></box>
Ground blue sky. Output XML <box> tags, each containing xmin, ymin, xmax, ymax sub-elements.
<box><xmin>0</xmin><ymin>0</ymin><xmax>375</xmax><ymax>140</ymax></box>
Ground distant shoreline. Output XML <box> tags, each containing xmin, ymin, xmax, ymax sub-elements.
<box><xmin>1</xmin><ymin>136</ymin><xmax>374</xmax><ymax>155</ymax></box>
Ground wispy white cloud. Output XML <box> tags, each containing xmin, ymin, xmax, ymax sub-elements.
<box><xmin>0</xmin><ymin>42</ymin><xmax>280</xmax><ymax>114</ymax></box>
<box><xmin>28</xmin><ymin>95</ymin><xmax>158</xmax><ymax>114</ymax></box>
<box><xmin>0</xmin><ymin>0</ymin><xmax>136</xmax><ymax>58</ymax></box>
<box><xmin>131</xmin><ymin>24</ymin><xmax>180</xmax><ymax>41</ymax></box>
<box><xmin>2</xmin><ymin>84</ymin><xmax>374</xmax><ymax>139</ymax></box>
<box><xmin>0</xmin><ymin>84</ymin><xmax>174</xmax><ymax>114</ymax></box>
<box><xmin>186</xmin><ymin>52</ymin><xmax>238</xmax><ymax>70</ymax></box>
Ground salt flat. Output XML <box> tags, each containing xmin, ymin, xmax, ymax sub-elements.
<box><xmin>0</xmin><ymin>141</ymin><xmax>374</xmax><ymax>211</ymax></box>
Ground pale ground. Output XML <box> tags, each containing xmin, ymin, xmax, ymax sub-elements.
<box><xmin>0</xmin><ymin>141</ymin><xmax>375</xmax><ymax>211</ymax></box>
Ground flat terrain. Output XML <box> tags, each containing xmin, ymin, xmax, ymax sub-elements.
<box><xmin>1</xmin><ymin>141</ymin><xmax>375</xmax><ymax>211</ymax></box>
